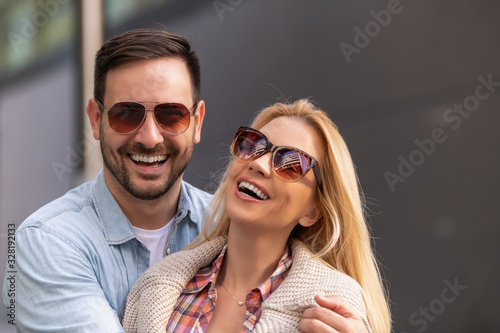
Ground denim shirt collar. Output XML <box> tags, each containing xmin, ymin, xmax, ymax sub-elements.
<box><xmin>174</xmin><ymin>183</ymin><xmax>196</xmax><ymax>225</ymax></box>
<box><xmin>91</xmin><ymin>171</ymin><xmax>136</xmax><ymax>245</ymax></box>
<box><xmin>90</xmin><ymin>170</ymin><xmax>197</xmax><ymax>245</ymax></box>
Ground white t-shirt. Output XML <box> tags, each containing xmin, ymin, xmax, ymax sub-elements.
<box><xmin>133</xmin><ymin>218</ymin><xmax>175</xmax><ymax>267</ymax></box>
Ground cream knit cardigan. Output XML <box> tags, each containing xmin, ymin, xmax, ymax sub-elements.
<box><xmin>123</xmin><ymin>236</ymin><xmax>372</xmax><ymax>333</ymax></box>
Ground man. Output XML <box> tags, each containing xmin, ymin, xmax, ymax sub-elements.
<box><xmin>3</xmin><ymin>29</ymin><xmax>210</xmax><ymax>332</ymax></box>
<box><xmin>3</xmin><ymin>29</ymin><xmax>368</xmax><ymax>332</ymax></box>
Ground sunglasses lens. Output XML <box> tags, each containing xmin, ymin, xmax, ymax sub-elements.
<box><xmin>108</xmin><ymin>102</ymin><xmax>145</xmax><ymax>133</ymax></box>
<box><xmin>274</xmin><ymin>148</ymin><xmax>309</xmax><ymax>181</ymax></box>
<box><xmin>233</xmin><ymin>130</ymin><xmax>268</xmax><ymax>160</ymax></box>
<box><xmin>154</xmin><ymin>103</ymin><xmax>191</xmax><ymax>134</ymax></box>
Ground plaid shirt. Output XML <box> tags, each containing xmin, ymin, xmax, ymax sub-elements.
<box><xmin>166</xmin><ymin>244</ymin><xmax>292</xmax><ymax>333</ymax></box>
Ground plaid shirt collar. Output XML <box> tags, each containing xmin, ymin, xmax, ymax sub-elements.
<box><xmin>183</xmin><ymin>243</ymin><xmax>292</xmax><ymax>301</ymax></box>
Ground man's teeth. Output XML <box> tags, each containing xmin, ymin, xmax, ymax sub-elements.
<box><xmin>130</xmin><ymin>154</ymin><xmax>167</xmax><ymax>163</ymax></box>
<box><xmin>238</xmin><ymin>181</ymin><xmax>269</xmax><ymax>200</ymax></box>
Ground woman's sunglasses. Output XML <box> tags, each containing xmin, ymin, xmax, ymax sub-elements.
<box><xmin>230</xmin><ymin>127</ymin><xmax>323</xmax><ymax>192</ymax></box>
<box><xmin>96</xmin><ymin>100</ymin><xmax>198</xmax><ymax>135</ymax></box>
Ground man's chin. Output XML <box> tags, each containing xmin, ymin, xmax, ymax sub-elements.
<box><xmin>125</xmin><ymin>185</ymin><xmax>169</xmax><ymax>201</ymax></box>
<box><xmin>131</xmin><ymin>172</ymin><xmax>163</xmax><ymax>181</ymax></box>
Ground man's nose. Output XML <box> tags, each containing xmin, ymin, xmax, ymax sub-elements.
<box><xmin>133</xmin><ymin>110</ymin><xmax>164</xmax><ymax>148</ymax></box>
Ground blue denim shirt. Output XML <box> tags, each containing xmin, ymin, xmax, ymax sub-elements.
<box><xmin>2</xmin><ymin>170</ymin><xmax>212</xmax><ymax>332</ymax></box>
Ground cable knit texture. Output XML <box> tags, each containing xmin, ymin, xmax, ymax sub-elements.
<box><xmin>123</xmin><ymin>236</ymin><xmax>372</xmax><ymax>333</ymax></box>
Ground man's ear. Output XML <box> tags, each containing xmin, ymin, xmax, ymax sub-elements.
<box><xmin>298</xmin><ymin>206</ymin><xmax>322</xmax><ymax>227</ymax></box>
<box><xmin>193</xmin><ymin>100</ymin><xmax>205</xmax><ymax>144</ymax></box>
<box><xmin>86</xmin><ymin>99</ymin><xmax>101</xmax><ymax>140</ymax></box>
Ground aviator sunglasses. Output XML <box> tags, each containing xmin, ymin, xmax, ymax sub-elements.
<box><xmin>96</xmin><ymin>100</ymin><xmax>198</xmax><ymax>135</ymax></box>
<box><xmin>231</xmin><ymin>127</ymin><xmax>323</xmax><ymax>192</ymax></box>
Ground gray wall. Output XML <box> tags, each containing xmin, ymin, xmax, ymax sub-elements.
<box><xmin>1</xmin><ymin>0</ymin><xmax>499</xmax><ymax>332</ymax></box>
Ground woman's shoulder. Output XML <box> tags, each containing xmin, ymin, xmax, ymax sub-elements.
<box><xmin>288</xmin><ymin>241</ymin><xmax>367</xmax><ymax>311</ymax></box>
<box><xmin>256</xmin><ymin>241</ymin><xmax>370</xmax><ymax>332</ymax></box>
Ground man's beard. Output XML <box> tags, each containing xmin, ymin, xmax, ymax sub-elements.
<box><xmin>100</xmin><ymin>128</ymin><xmax>194</xmax><ymax>201</ymax></box>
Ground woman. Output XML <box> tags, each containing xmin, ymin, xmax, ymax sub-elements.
<box><xmin>123</xmin><ymin>99</ymin><xmax>391</xmax><ymax>333</ymax></box>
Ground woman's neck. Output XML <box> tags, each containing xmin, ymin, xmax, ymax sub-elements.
<box><xmin>219</xmin><ymin>226</ymin><xmax>290</xmax><ymax>293</ymax></box>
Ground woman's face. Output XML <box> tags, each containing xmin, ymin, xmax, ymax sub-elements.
<box><xmin>225</xmin><ymin>116</ymin><xmax>324</xmax><ymax>237</ymax></box>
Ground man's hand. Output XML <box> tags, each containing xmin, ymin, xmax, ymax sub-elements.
<box><xmin>299</xmin><ymin>295</ymin><xmax>369</xmax><ymax>333</ymax></box>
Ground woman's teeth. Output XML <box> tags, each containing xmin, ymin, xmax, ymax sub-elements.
<box><xmin>238</xmin><ymin>181</ymin><xmax>269</xmax><ymax>200</ymax></box>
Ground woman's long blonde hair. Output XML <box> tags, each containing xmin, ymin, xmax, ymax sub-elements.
<box><xmin>191</xmin><ymin>99</ymin><xmax>391</xmax><ymax>332</ymax></box>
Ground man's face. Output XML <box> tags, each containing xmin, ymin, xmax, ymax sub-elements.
<box><xmin>90</xmin><ymin>57</ymin><xmax>204</xmax><ymax>201</ymax></box>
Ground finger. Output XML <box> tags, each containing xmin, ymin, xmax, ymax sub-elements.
<box><xmin>301</xmin><ymin>303</ymin><xmax>348</xmax><ymax>331</ymax></box>
<box><xmin>314</xmin><ymin>295</ymin><xmax>361</xmax><ymax>320</ymax></box>
<box><xmin>299</xmin><ymin>317</ymin><xmax>339</xmax><ymax>333</ymax></box>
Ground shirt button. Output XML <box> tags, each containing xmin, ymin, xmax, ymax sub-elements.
<box><xmin>166</xmin><ymin>248</ymin><xmax>171</xmax><ymax>255</ymax></box>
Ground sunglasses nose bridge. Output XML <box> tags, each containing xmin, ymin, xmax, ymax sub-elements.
<box><xmin>132</xmin><ymin>108</ymin><xmax>164</xmax><ymax>147</ymax></box>
<box><xmin>141</xmin><ymin>108</ymin><xmax>158</xmax><ymax>127</ymax></box>
<box><xmin>244</xmin><ymin>137</ymin><xmax>279</xmax><ymax>176</ymax></box>
<box><xmin>247</xmin><ymin>149</ymin><xmax>274</xmax><ymax>178</ymax></box>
